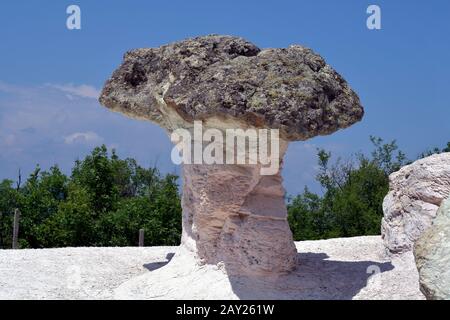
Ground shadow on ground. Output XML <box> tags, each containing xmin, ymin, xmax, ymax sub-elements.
<box><xmin>143</xmin><ymin>252</ymin><xmax>175</xmax><ymax>271</ymax></box>
<box><xmin>137</xmin><ymin>251</ymin><xmax>394</xmax><ymax>299</ymax></box>
<box><xmin>226</xmin><ymin>252</ymin><xmax>394</xmax><ymax>299</ymax></box>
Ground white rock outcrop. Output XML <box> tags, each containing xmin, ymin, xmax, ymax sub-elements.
<box><xmin>414</xmin><ymin>197</ymin><xmax>450</xmax><ymax>300</ymax></box>
<box><xmin>381</xmin><ymin>153</ymin><xmax>450</xmax><ymax>254</ymax></box>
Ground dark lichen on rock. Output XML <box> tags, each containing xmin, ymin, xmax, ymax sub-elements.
<box><xmin>99</xmin><ymin>34</ymin><xmax>364</xmax><ymax>140</ymax></box>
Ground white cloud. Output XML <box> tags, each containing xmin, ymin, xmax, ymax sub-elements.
<box><xmin>0</xmin><ymin>81</ymin><xmax>172</xmax><ymax>184</ymax></box>
<box><xmin>46</xmin><ymin>83</ymin><xmax>100</xmax><ymax>99</ymax></box>
<box><xmin>64</xmin><ymin>131</ymin><xmax>103</xmax><ymax>145</ymax></box>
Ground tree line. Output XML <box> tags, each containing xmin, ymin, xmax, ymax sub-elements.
<box><xmin>0</xmin><ymin>139</ymin><xmax>448</xmax><ymax>248</ymax></box>
<box><xmin>287</xmin><ymin>138</ymin><xmax>450</xmax><ymax>240</ymax></box>
<box><xmin>0</xmin><ymin>146</ymin><xmax>181</xmax><ymax>248</ymax></box>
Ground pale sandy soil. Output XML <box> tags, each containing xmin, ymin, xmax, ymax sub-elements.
<box><xmin>0</xmin><ymin>236</ymin><xmax>424</xmax><ymax>300</ymax></box>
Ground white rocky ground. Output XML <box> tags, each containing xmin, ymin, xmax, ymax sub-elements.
<box><xmin>0</xmin><ymin>236</ymin><xmax>424</xmax><ymax>300</ymax></box>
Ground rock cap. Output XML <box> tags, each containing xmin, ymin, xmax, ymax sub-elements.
<box><xmin>99</xmin><ymin>34</ymin><xmax>364</xmax><ymax>140</ymax></box>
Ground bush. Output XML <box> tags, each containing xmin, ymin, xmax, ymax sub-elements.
<box><xmin>0</xmin><ymin>145</ymin><xmax>182</xmax><ymax>248</ymax></box>
<box><xmin>1</xmin><ymin>139</ymin><xmax>447</xmax><ymax>248</ymax></box>
<box><xmin>287</xmin><ymin>136</ymin><xmax>407</xmax><ymax>240</ymax></box>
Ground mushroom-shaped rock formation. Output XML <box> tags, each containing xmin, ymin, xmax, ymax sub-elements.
<box><xmin>100</xmin><ymin>35</ymin><xmax>363</xmax><ymax>275</ymax></box>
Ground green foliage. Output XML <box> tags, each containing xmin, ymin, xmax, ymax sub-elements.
<box><xmin>369</xmin><ymin>136</ymin><xmax>407</xmax><ymax>174</ymax></box>
<box><xmin>71</xmin><ymin>146</ymin><xmax>118</xmax><ymax>214</ymax></box>
<box><xmin>0</xmin><ymin>145</ymin><xmax>181</xmax><ymax>248</ymax></box>
<box><xmin>18</xmin><ymin>166</ymin><xmax>68</xmax><ymax>248</ymax></box>
<box><xmin>287</xmin><ymin>187</ymin><xmax>333</xmax><ymax>240</ymax></box>
<box><xmin>0</xmin><ymin>179</ymin><xmax>20</xmax><ymax>248</ymax></box>
<box><xmin>288</xmin><ymin>137</ymin><xmax>407</xmax><ymax>241</ymax></box>
<box><xmin>0</xmin><ymin>138</ymin><xmax>445</xmax><ymax>248</ymax></box>
<box><xmin>95</xmin><ymin>174</ymin><xmax>182</xmax><ymax>247</ymax></box>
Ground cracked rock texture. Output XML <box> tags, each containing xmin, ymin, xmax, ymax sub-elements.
<box><xmin>414</xmin><ymin>197</ymin><xmax>450</xmax><ymax>300</ymax></box>
<box><xmin>180</xmin><ymin>140</ymin><xmax>297</xmax><ymax>275</ymax></box>
<box><xmin>99</xmin><ymin>35</ymin><xmax>364</xmax><ymax>275</ymax></box>
<box><xmin>99</xmin><ymin>34</ymin><xmax>363</xmax><ymax>141</ymax></box>
<box><xmin>382</xmin><ymin>153</ymin><xmax>450</xmax><ymax>255</ymax></box>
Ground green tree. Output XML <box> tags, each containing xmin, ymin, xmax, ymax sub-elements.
<box><xmin>18</xmin><ymin>166</ymin><xmax>68</xmax><ymax>248</ymax></box>
<box><xmin>288</xmin><ymin>136</ymin><xmax>406</xmax><ymax>240</ymax></box>
<box><xmin>327</xmin><ymin>159</ymin><xmax>389</xmax><ymax>237</ymax></box>
<box><xmin>0</xmin><ymin>145</ymin><xmax>182</xmax><ymax>248</ymax></box>
<box><xmin>37</xmin><ymin>183</ymin><xmax>95</xmax><ymax>247</ymax></box>
<box><xmin>71</xmin><ymin>145</ymin><xmax>119</xmax><ymax>214</ymax></box>
<box><xmin>287</xmin><ymin>187</ymin><xmax>330</xmax><ymax>240</ymax></box>
<box><xmin>369</xmin><ymin>136</ymin><xmax>407</xmax><ymax>174</ymax></box>
<box><xmin>0</xmin><ymin>179</ymin><xmax>21</xmax><ymax>248</ymax></box>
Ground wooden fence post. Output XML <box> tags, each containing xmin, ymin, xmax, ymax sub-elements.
<box><xmin>12</xmin><ymin>208</ymin><xmax>20</xmax><ymax>249</ymax></box>
<box><xmin>139</xmin><ymin>229</ymin><xmax>145</xmax><ymax>247</ymax></box>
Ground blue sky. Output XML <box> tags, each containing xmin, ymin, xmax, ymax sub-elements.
<box><xmin>0</xmin><ymin>0</ymin><xmax>449</xmax><ymax>195</ymax></box>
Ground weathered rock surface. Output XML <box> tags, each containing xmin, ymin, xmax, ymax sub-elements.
<box><xmin>99</xmin><ymin>35</ymin><xmax>364</xmax><ymax>275</ymax></box>
<box><xmin>99</xmin><ymin>34</ymin><xmax>363</xmax><ymax>141</ymax></box>
<box><xmin>381</xmin><ymin>153</ymin><xmax>450</xmax><ymax>254</ymax></box>
<box><xmin>414</xmin><ymin>197</ymin><xmax>450</xmax><ymax>300</ymax></box>
<box><xmin>180</xmin><ymin>141</ymin><xmax>298</xmax><ymax>275</ymax></box>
